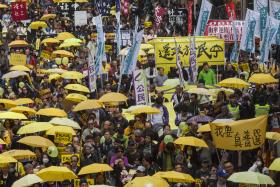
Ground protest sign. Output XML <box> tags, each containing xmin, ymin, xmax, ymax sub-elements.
<box><xmin>40</xmin><ymin>50</ymin><xmax>51</xmax><ymax>60</ymax></box>
<box><xmin>54</xmin><ymin>132</ymin><xmax>72</xmax><ymax>145</ymax></box>
<box><xmin>10</xmin><ymin>53</ymin><xmax>26</xmax><ymax>65</ymax></box>
<box><xmin>205</xmin><ymin>20</ymin><xmax>244</xmax><ymax>43</ymax></box>
<box><xmin>73</xmin><ymin>179</ymin><xmax>94</xmax><ymax>187</ymax></box>
<box><xmin>11</xmin><ymin>2</ymin><xmax>27</xmax><ymax>21</ymax></box>
<box><xmin>61</xmin><ymin>154</ymin><xmax>80</xmax><ymax>166</ymax></box>
<box><xmin>210</xmin><ymin>115</ymin><xmax>267</xmax><ymax>151</ymax></box>
<box><xmin>133</xmin><ymin>70</ymin><xmax>148</xmax><ymax>105</ymax></box>
<box><xmin>167</xmin><ymin>9</ymin><xmax>187</xmax><ymax>26</ymax></box>
<box><xmin>74</xmin><ymin>11</ymin><xmax>87</xmax><ymax>26</ymax></box>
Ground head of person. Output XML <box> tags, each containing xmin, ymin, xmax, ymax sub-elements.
<box><xmin>95</xmin><ymin>173</ymin><xmax>105</xmax><ymax>185</ymax></box>
<box><xmin>223</xmin><ymin>161</ymin><xmax>234</xmax><ymax>176</ymax></box>
<box><xmin>255</xmin><ymin>156</ymin><xmax>265</xmax><ymax>169</ymax></box>
<box><xmin>135</xmin><ymin>165</ymin><xmax>146</xmax><ymax>177</ymax></box>
<box><xmin>220</xmin><ymin>105</ymin><xmax>230</xmax><ymax>115</ymax></box>
<box><xmin>115</xmin><ymin>146</ymin><xmax>124</xmax><ymax>158</ymax></box>
<box><xmin>155</xmin><ymin>97</ymin><xmax>164</xmax><ymax>106</ymax></box>
<box><xmin>175</xmin><ymin>163</ymin><xmax>183</xmax><ymax>172</ymax></box>
<box><xmin>83</xmin><ymin>143</ymin><xmax>93</xmax><ymax>156</ymax></box>
<box><xmin>72</xmin><ymin>136</ymin><xmax>80</xmax><ymax>146</ymax></box>
<box><xmin>201</xmin><ymin>160</ymin><xmax>210</xmax><ymax>170</ymax></box>
<box><xmin>226</xmin><ymin>63</ymin><xmax>233</xmax><ymax>71</ymax></box>
<box><xmin>42</xmin><ymin>153</ymin><xmax>50</xmax><ymax>165</ymax></box>
<box><xmin>79</xmin><ymin>179</ymin><xmax>88</xmax><ymax>187</ymax></box>
<box><xmin>24</xmin><ymin>163</ymin><xmax>34</xmax><ymax>174</ymax></box>
<box><xmin>103</xmin><ymin>130</ymin><xmax>111</xmax><ymax>141</ymax></box>
<box><xmin>158</xmin><ymin>67</ymin><xmax>165</xmax><ymax>76</ymax></box>
<box><xmin>190</xmin><ymin>93</ymin><xmax>198</xmax><ymax>102</ymax></box>
<box><xmin>203</xmin><ymin>62</ymin><xmax>210</xmax><ymax>71</ymax></box>
<box><xmin>87</xmin><ymin>119</ymin><xmax>95</xmax><ymax>130</ymax></box>
<box><xmin>142</xmin><ymin>154</ymin><xmax>153</xmax><ymax>168</ymax></box>
<box><xmin>71</xmin><ymin>155</ymin><xmax>79</xmax><ymax>168</ymax></box>
<box><xmin>189</xmin><ymin>121</ymin><xmax>198</xmax><ymax>133</ymax></box>
<box><xmin>61</xmin><ymin>180</ymin><xmax>72</xmax><ymax>187</ymax></box>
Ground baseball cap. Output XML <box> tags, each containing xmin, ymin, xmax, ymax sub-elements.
<box><xmin>217</xmin><ymin>169</ymin><xmax>228</xmax><ymax>177</ymax></box>
<box><xmin>136</xmin><ymin>166</ymin><xmax>145</xmax><ymax>173</ymax></box>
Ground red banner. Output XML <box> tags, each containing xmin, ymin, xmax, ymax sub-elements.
<box><xmin>155</xmin><ymin>6</ymin><xmax>167</xmax><ymax>28</ymax></box>
<box><xmin>187</xmin><ymin>0</ymin><xmax>193</xmax><ymax>35</ymax></box>
<box><xmin>11</xmin><ymin>2</ymin><xmax>27</xmax><ymax>21</ymax></box>
<box><xmin>226</xmin><ymin>1</ymin><xmax>236</xmax><ymax>20</ymax></box>
<box><xmin>204</xmin><ymin>20</ymin><xmax>244</xmax><ymax>43</ymax></box>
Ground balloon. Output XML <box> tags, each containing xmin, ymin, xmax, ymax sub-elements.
<box><xmin>47</xmin><ymin>146</ymin><xmax>58</xmax><ymax>158</ymax></box>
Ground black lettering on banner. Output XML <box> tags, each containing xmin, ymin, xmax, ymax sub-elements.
<box><xmin>243</xmin><ymin>130</ymin><xmax>251</xmax><ymax>147</ymax></box>
<box><xmin>214</xmin><ymin>126</ymin><xmax>224</xmax><ymax>137</ymax></box>
<box><xmin>234</xmin><ymin>132</ymin><xmax>243</xmax><ymax>147</ymax></box>
<box><xmin>224</xmin><ymin>126</ymin><xmax>233</xmax><ymax>137</ymax></box>
<box><xmin>159</xmin><ymin>43</ymin><xmax>174</xmax><ymax>60</ymax></box>
<box><xmin>196</xmin><ymin>42</ymin><xmax>212</xmax><ymax>59</ymax></box>
<box><xmin>252</xmin><ymin>129</ymin><xmax>262</xmax><ymax>145</ymax></box>
<box><xmin>182</xmin><ymin>45</ymin><xmax>190</xmax><ymax>57</ymax></box>
<box><xmin>210</xmin><ymin>44</ymin><xmax>224</xmax><ymax>58</ymax></box>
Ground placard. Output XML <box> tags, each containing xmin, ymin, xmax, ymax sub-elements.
<box><xmin>74</xmin><ymin>11</ymin><xmax>87</xmax><ymax>26</ymax></box>
<box><xmin>10</xmin><ymin>53</ymin><xmax>26</xmax><ymax>65</ymax></box>
<box><xmin>133</xmin><ymin>69</ymin><xmax>148</xmax><ymax>105</ymax></box>
<box><xmin>73</xmin><ymin>179</ymin><xmax>94</xmax><ymax>187</ymax></box>
<box><xmin>167</xmin><ymin>9</ymin><xmax>187</xmax><ymax>26</ymax></box>
<box><xmin>61</xmin><ymin>154</ymin><xmax>80</xmax><ymax>166</ymax></box>
<box><xmin>11</xmin><ymin>2</ymin><xmax>27</xmax><ymax>21</ymax></box>
<box><xmin>54</xmin><ymin>132</ymin><xmax>72</xmax><ymax>145</ymax></box>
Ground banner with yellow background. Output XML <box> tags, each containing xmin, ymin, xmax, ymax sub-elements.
<box><xmin>210</xmin><ymin>115</ymin><xmax>267</xmax><ymax>151</ymax></box>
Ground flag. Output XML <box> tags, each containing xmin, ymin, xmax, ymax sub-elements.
<box><xmin>95</xmin><ymin>0</ymin><xmax>112</xmax><ymax>16</ymax></box>
<box><xmin>133</xmin><ymin>69</ymin><xmax>148</xmax><ymax>105</ymax></box>
<box><xmin>240</xmin><ymin>9</ymin><xmax>260</xmax><ymax>53</ymax></box>
<box><xmin>115</xmin><ymin>0</ymin><xmax>121</xmax><ymax>55</ymax></box>
<box><xmin>260</xmin><ymin>16</ymin><xmax>280</xmax><ymax>63</ymax></box>
<box><xmin>270</xmin><ymin>1</ymin><xmax>280</xmax><ymax>45</ymax></box>
<box><xmin>195</xmin><ymin>0</ymin><xmax>212</xmax><ymax>36</ymax></box>
<box><xmin>189</xmin><ymin>36</ymin><xmax>197</xmax><ymax>83</ymax></box>
<box><xmin>254</xmin><ymin>0</ymin><xmax>268</xmax><ymax>38</ymax></box>
<box><xmin>187</xmin><ymin>0</ymin><xmax>193</xmax><ymax>35</ymax></box>
<box><xmin>226</xmin><ymin>1</ymin><xmax>236</xmax><ymax>20</ymax></box>
<box><xmin>230</xmin><ymin>21</ymin><xmax>239</xmax><ymax>63</ymax></box>
<box><xmin>11</xmin><ymin>2</ymin><xmax>27</xmax><ymax>21</ymax></box>
<box><xmin>175</xmin><ymin>41</ymin><xmax>185</xmax><ymax>88</ymax></box>
<box><xmin>155</xmin><ymin>6</ymin><xmax>167</xmax><ymax>29</ymax></box>
<box><xmin>121</xmin><ymin>30</ymin><xmax>144</xmax><ymax>75</ymax></box>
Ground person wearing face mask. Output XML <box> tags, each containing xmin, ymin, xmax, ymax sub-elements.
<box><xmin>41</xmin><ymin>154</ymin><xmax>50</xmax><ymax>167</ymax></box>
<box><xmin>248</xmin><ymin>156</ymin><xmax>269</xmax><ymax>174</ymax></box>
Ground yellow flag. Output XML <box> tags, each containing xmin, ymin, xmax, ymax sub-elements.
<box><xmin>210</xmin><ymin>116</ymin><xmax>267</xmax><ymax>151</ymax></box>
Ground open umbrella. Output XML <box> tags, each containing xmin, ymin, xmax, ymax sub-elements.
<box><xmin>37</xmin><ymin>166</ymin><xmax>77</xmax><ymax>182</ymax></box>
<box><xmin>266</xmin><ymin>132</ymin><xmax>280</xmax><ymax>142</ymax></box>
<box><xmin>140</xmin><ymin>43</ymin><xmax>154</xmax><ymax>50</ymax></box>
<box><xmin>78</xmin><ymin>163</ymin><xmax>113</xmax><ymax>175</ymax></box>
<box><xmin>17</xmin><ymin>136</ymin><xmax>55</xmax><ymax>148</ymax></box>
<box><xmin>0</xmin><ymin>155</ymin><xmax>17</xmax><ymax>164</ymax></box>
<box><xmin>73</xmin><ymin>99</ymin><xmax>103</xmax><ymax>112</ymax></box>
<box><xmin>129</xmin><ymin>105</ymin><xmax>160</xmax><ymax>115</ymax></box>
<box><xmin>187</xmin><ymin>115</ymin><xmax>214</xmax><ymax>123</ymax></box>
<box><xmin>15</xmin><ymin>98</ymin><xmax>34</xmax><ymax>105</ymax></box>
<box><xmin>36</xmin><ymin>108</ymin><xmax>67</xmax><ymax>117</ymax></box>
<box><xmin>10</xmin><ymin>65</ymin><xmax>30</xmax><ymax>72</ymax></box>
<box><xmin>65</xmin><ymin>93</ymin><xmax>87</xmax><ymax>102</ymax></box>
<box><xmin>2</xmin><ymin>150</ymin><xmax>36</xmax><ymax>160</ymax></box>
<box><xmin>99</xmin><ymin>92</ymin><xmax>127</xmax><ymax>103</ymax></box>
<box><xmin>0</xmin><ymin>138</ymin><xmax>6</xmax><ymax>144</ymax></box>
<box><xmin>0</xmin><ymin>111</ymin><xmax>27</xmax><ymax>120</ymax></box>
<box><xmin>227</xmin><ymin>171</ymin><xmax>275</xmax><ymax>185</ymax></box>
<box><xmin>45</xmin><ymin>68</ymin><xmax>67</xmax><ymax>74</ymax></box>
<box><xmin>64</xmin><ymin>38</ymin><xmax>83</xmax><ymax>43</ymax></box>
<box><xmin>49</xmin><ymin>73</ymin><xmax>61</xmax><ymax>82</ymax></box>
<box><xmin>187</xmin><ymin>88</ymin><xmax>215</xmax><ymax>96</ymax></box>
<box><xmin>10</xmin><ymin>106</ymin><xmax>36</xmax><ymax>115</ymax></box>
<box><xmin>65</xmin><ymin>84</ymin><xmax>90</xmax><ymax>93</ymax></box>
<box><xmin>41</xmin><ymin>38</ymin><xmax>60</xmax><ymax>45</ymax></box>
<box><xmin>0</xmin><ymin>99</ymin><xmax>17</xmax><ymax>108</ymax></box>
<box><xmin>46</xmin><ymin>126</ymin><xmax>76</xmax><ymax>136</ymax></box>
<box><xmin>163</xmin><ymin>79</ymin><xmax>180</xmax><ymax>87</ymax></box>
<box><xmin>53</xmin><ymin>50</ymin><xmax>74</xmax><ymax>58</ymax></box>
<box><xmin>269</xmin><ymin>158</ymin><xmax>280</xmax><ymax>171</ymax></box>
<box><xmin>59</xmin><ymin>42</ymin><xmax>81</xmax><ymax>48</ymax></box>
<box><xmin>249</xmin><ymin>73</ymin><xmax>278</xmax><ymax>84</ymax></box>
<box><xmin>28</xmin><ymin>21</ymin><xmax>48</xmax><ymax>30</ymax></box>
<box><xmin>12</xmin><ymin>174</ymin><xmax>43</xmax><ymax>187</ymax></box>
<box><xmin>217</xmin><ymin>78</ymin><xmax>250</xmax><ymax>89</ymax></box>
<box><xmin>197</xmin><ymin>124</ymin><xmax>211</xmax><ymax>133</ymax></box>
<box><xmin>0</xmin><ymin>3</ymin><xmax>8</xmax><ymax>8</ymax></box>
<box><xmin>154</xmin><ymin>171</ymin><xmax>195</xmax><ymax>183</ymax></box>
<box><xmin>17</xmin><ymin>122</ymin><xmax>53</xmax><ymax>135</ymax></box>
<box><xmin>125</xmin><ymin>176</ymin><xmax>169</xmax><ymax>187</ymax></box>
<box><xmin>49</xmin><ymin>117</ymin><xmax>81</xmax><ymax>129</ymax></box>
<box><xmin>56</xmin><ymin>32</ymin><xmax>75</xmax><ymax>41</ymax></box>
<box><xmin>61</xmin><ymin>71</ymin><xmax>85</xmax><ymax>80</ymax></box>
<box><xmin>2</xmin><ymin>71</ymin><xmax>28</xmax><ymax>79</ymax></box>
<box><xmin>174</xmin><ymin>136</ymin><xmax>208</xmax><ymax>148</ymax></box>
<box><xmin>40</xmin><ymin>14</ymin><xmax>56</xmax><ymax>21</ymax></box>
<box><xmin>8</xmin><ymin>40</ymin><xmax>29</xmax><ymax>47</ymax></box>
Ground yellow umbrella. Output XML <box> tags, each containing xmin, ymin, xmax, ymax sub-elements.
<box><xmin>56</xmin><ymin>32</ymin><xmax>75</xmax><ymax>41</ymax></box>
<box><xmin>61</xmin><ymin>71</ymin><xmax>85</xmax><ymax>80</ymax></box>
<box><xmin>130</xmin><ymin>105</ymin><xmax>160</xmax><ymax>115</ymax></box>
<box><xmin>73</xmin><ymin>99</ymin><xmax>103</xmax><ymax>112</ymax></box>
<box><xmin>59</xmin><ymin>42</ymin><xmax>81</xmax><ymax>48</ymax></box>
<box><xmin>49</xmin><ymin>117</ymin><xmax>81</xmax><ymax>129</ymax></box>
<box><xmin>64</xmin><ymin>38</ymin><xmax>83</xmax><ymax>43</ymax></box>
<box><xmin>45</xmin><ymin>68</ymin><xmax>67</xmax><ymax>74</ymax></box>
<box><xmin>0</xmin><ymin>99</ymin><xmax>17</xmax><ymax>108</ymax></box>
<box><xmin>10</xmin><ymin>65</ymin><xmax>30</xmax><ymax>72</ymax></box>
<box><xmin>53</xmin><ymin>50</ymin><xmax>74</xmax><ymax>58</ymax></box>
<box><xmin>148</xmin><ymin>48</ymin><xmax>155</xmax><ymax>55</ymax></box>
<box><xmin>41</xmin><ymin>38</ymin><xmax>60</xmax><ymax>45</ymax></box>
<box><xmin>266</xmin><ymin>132</ymin><xmax>280</xmax><ymax>142</ymax></box>
<box><xmin>154</xmin><ymin>171</ymin><xmax>195</xmax><ymax>183</ymax></box>
<box><xmin>78</xmin><ymin>163</ymin><xmax>113</xmax><ymax>175</ymax></box>
<box><xmin>0</xmin><ymin>111</ymin><xmax>27</xmax><ymax>120</ymax></box>
<box><xmin>57</xmin><ymin>0</ymin><xmax>72</xmax><ymax>2</ymax></box>
<box><xmin>0</xmin><ymin>3</ymin><xmax>8</xmax><ymax>8</ymax></box>
<box><xmin>228</xmin><ymin>171</ymin><xmax>275</xmax><ymax>185</ymax></box>
<box><xmin>49</xmin><ymin>73</ymin><xmax>61</xmax><ymax>82</ymax></box>
<box><xmin>174</xmin><ymin>136</ymin><xmax>208</xmax><ymax>148</ymax></box>
<box><xmin>0</xmin><ymin>138</ymin><xmax>6</xmax><ymax>144</ymax></box>
<box><xmin>10</xmin><ymin>106</ymin><xmax>36</xmax><ymax>115</ymax></box>
<box><xmin>269</xmin><ymin>158</ymin><xmax>280</xmax><ymax>171</ymax></box>
<box><xmin>75</xmin><ymin>0</ymin><xmax>88</xmax><ymax>3</ymax></box>
<box><xmin>37</xmin><ymin>166</ymin><xmax>77</xmax><ymax>182</ymax></box>
<box><xmin>217</xmin><ymin>78</ymin><xmax>250</xmax><ymax>89</ymax></box>
<box><xmin>17</xmin><ymin>136</ymin><xmax>55</xmax><ymax>148</ymax></box>
<box><xmin>40</xmin><ymin>14</ymin><xmax>56</xmax><ymax>21</ymax></box>
<box><xmin>65</xmin><ymin>93</ymin><xmax>87</xmax><ymax>102</ymax></box>
<box><xmin>2</xmin><ymin>150</ymin><xmax>36</xmax><ymax>160</ymax></box>
<box><xmin>197</xmin><ymin>124</ymin><xmax>211</xmax><ymax>133</ymax></box>
<box><xmin>36</xmin><ymin>108</ymin><xmax>67</xmax><ymax>117</ymax></box>
<box><xmin>28</xmin><ymin>21</ymin><xmax>48</xmax><ymax>30</ymax></box>
<box><xmin>125</xmin><ymin>176</ymin><xmax>169</xmax><ymax>187</ymax></box>
<box><xmin>65</xmin><ymin>84</ymin><xmax>90</xmax><ymax>93</ymax></box>
<box><xmin>140</xmin><ymin>43</ymin><xmax>154</xmax><ymax>50</ymax></box>
<box><xmin>15</xmin><ymin>98</ymin><xmax>34</xmax><ymax>105</ymax></box>
<box><xmin>46</xmin><ymin>126</ymin><xmax>76</xmax><ymax>136</ymax></box>
<box><xmin>12</xmin><ymin>174</ymin><xmax>43</xmax><ymax>187</ymax></box>
<box><xmin>249</xmin><ymin>73</ymin><xmax>278</xmax><ymax>84</ymax></box>
<box><xmin>99</xmin><ymin>92</ymin><xmax>127</xmax><ymax>103</ymax></box>
<box><xmin>8</xmin><ymin>40</ymin><xmax>29</xmax><ymax>47</ymax></box>
<box><xmin>2</xmin><ymin>71</ymin><xmax>28</xmax><ymax>79</ymax></box>
<box><xmin>120</xmin><ymin>47</ymin><xmax>146</xmax><ymax>56</ymax></box>
<box><xmin>0</xmin><ymin>155</ymin><xmax>17</xmax><ymax>164</ymax></box>
<box><xmin>187</xmin><ymin>88</ymin><xmax>215</xmax><ymax>96</ymax></box>
<box><xmin>17</xmin><ymin>122</ymin><xmax>53</xmax><ymax>135</ymax></box>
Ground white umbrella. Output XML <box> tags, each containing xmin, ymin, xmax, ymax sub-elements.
<box><xmin>49</xmin><ymin>117</ymin><xmax>81</xmax><ymax>129</ymax></box>
<box><xmin>2</xmin><ymin>71</ymin><xmax>28</xmax><ymax>79</ymax></box>
<box><xmin>12</xmin><ymin>174</ymin><xmax>43</xmax><ymax>187</ymax></box>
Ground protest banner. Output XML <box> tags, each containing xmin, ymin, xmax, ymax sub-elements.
<box><xmin>105</xmin><ymin>45</ymin><xmax>113</xmax><ymax>52</ymax></box>
<box><xmin>153</xmin><ymin>37</ymin><xmax>224</xmax><ymax>71</ymax></box>
<box><xmin>61</xmin><ymin>153</ymin><xmax>80</xmax><ymax>166</ymax></box>
<box><xmin>167</xmin><ymin>9</ymin><xmax>187</xmax><ymax>26</ymax></box>
<box><xmin>95</xmin><ymin>0</ymin><xmax>112</xmax><ymax>16</ymax></box>
<box><xmin>11</xmin><ymin>2</ymin><xmax>27</xmax><ymax>21</ymax></box>
<box><xmin>74</xmin><ymin>11</ymin><xmax>87</xmax><ymax>27</ymax></box>
<box><xmin>189</xmin><ymin>36</ymin><xmax>197</xmax><ymax>83</ymax></box>
<box><xmin>230</xmin><ymin>21</ymin><xmax>240</xmax><ymax>63</ymax></box>
<box><xmin>10</xmin><ymin>53</ymin><xmax>26</xmax><ymax>66</ymax></box>
<box><xmin>254</xmin><ymin>0</ymin><xmax>268</xmax><ymax>38</ymax></box>
<box><xmin>240</xmin><ymin>9</ymin><xmax>260</xmax><ymax>53</ymax></box>
<box><xmin>40</xmin><ymin>50</ymin><xmax>51</xmax><ymax>60</ymax></box>
<box><xmin>205</xmin><ymin>20</ymin><xmax>244</xmax><ymax>43</ymax></box>
<box><xmin>115</xmin><ymin>0</ymin><xmax>121</xmax><ymax>55</ymax></box>
<box><xmin>195</xmin><ymin>0</ymin><xmax>212</xmax><ymax>36</ymax></box>
<box><xmin>133</xmin><ymin>69</ymin><xmax>148</xmax><ymax>105</ymax></box>
<box><xmin>94</xmin><ymin>15</ymin><xmax>105</xmax><ymax>76</ymax></box>
<box><xmin>57</xmin><ymin>2</ymin><xmax>75</xmax><ymax>19</ymax></box>
<box><xmin>54</xmin><ymin>132</ymin><xmax>72</xmax><ymax>145</ymax></box>
<box><xmin>269</xmin><ymin>1</ymin><xmax>280</xmax><ymax>45</ymax></box>
<box><xmin>210</xmin><ymin>115</ymin><xmax>267</xmax><ymax>151</ymax></box>
<box><xmin>73</xmin><ymin>179</ymin><xmax>94</xmax><ymax>187</ymax></box>
<box><xmin>187</xmin><ymin>0</ymin><xmax>193</xmax><ymax>35</ymax></box>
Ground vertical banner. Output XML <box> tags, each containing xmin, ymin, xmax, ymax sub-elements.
<box><xmin>155</xmin><ymin>6</ymin><xmax>167</xmax><ymax>29</ymax></box>
<box><xmin>187</xmin><ymin>0</ymin><xmax>193</xmax><ymax>35</ymax></box>
<box><xmin>133</xmin><ymin>69</ymin><xmax>148</xmax><ymax>105</ymax></box>
<box><xmin>270</xmin><ymin>1</ymin><xmax>280</xmax><ymax>45</ymax></box>
<box><xmin>195</xmin><ymin>0</ymin><xmax>212</xmax><ymax>36</ymax></box>
<box><xmin>230</xmin><ymin>21</ymin><xmax>239</xmax><ymax>63</ymax></box>
<box><xmin>254</xmin><ymin>0</ymin><xmax>268</xmax><ymax>38</ymax></box>
<box><xmin>226</xmin><ymin>1</ymin><xmax>236</xmax><ymax>20</ymax></box>
<box><xmin>121</xmin><ymin>30</ymin><xmax>144</xmax><ymax>75</ymax></box>
<box><xmin>189</xmin><ymin>37</ymin><xmax>197</xmax><ymax>83</ymax></box>
<box><xmin>115</xmin><ymin>0</ymin><xmax>121</xmax><ymax>56</ymax></box>
<box><xmin>240</xmin><ymin>9</ymin><xmax>260</xmax><ymax>53</ymax></box>
<box><xmin>260</xmin><ymin>16</ymin><xmax>280</xmax><ymax>63</ymax></box>
<box><xmin>175</xmin><ymin>41</ymin><xmax>185</xmax><ymax>88</ymax></box>
<box><xmin>11</xmin><ymin>2</ymin><xmax>27</xmax><ymax>21</ymax></box>
<box><xmin>94</xmin><ymin>15</ymin><xmax>105</xmax><ymax>76</ymax></box>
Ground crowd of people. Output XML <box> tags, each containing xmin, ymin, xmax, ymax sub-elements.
<box><xmin>0</xmin><ymin>0</ymin><xmax>279</xmax><ymax>187</ymax></box>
